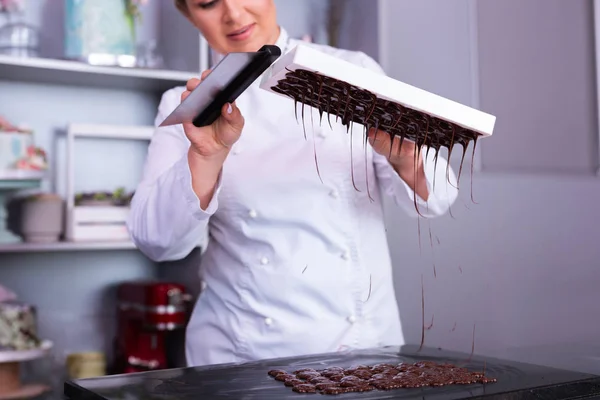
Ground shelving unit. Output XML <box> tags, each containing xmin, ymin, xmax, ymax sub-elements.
<box><xmin>0</xmin><ymin>240</ymin><xmax>136</xmax><ymax>253</ymax></box>
<box><xmin>65</xmin><ymin>123</ymin><xmax>154</xmax><ymax>242</ymax></box>
<box><xmin>0</xmin><ymin>54</ymin><xmax>196</xmax><ymax>92</ymax></box>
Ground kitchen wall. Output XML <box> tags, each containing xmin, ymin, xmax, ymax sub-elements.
<box><xmin>379</xmin><ymin>0</ymin><xmax>600</xmax><ymax>374</ymax></box>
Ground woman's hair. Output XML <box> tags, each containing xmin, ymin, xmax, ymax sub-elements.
<box><xmin>174</xmin><ymin>0</ymin><xmax>187</xmax><ymax>14</ymax></box>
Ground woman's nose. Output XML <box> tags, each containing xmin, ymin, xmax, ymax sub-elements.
<box><xmin>222</xmin><ymin>0</ymin><xmax>243</xmax><ymax>22</ymax></box>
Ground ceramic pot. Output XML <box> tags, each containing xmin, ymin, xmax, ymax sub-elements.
<box><xmin>18</xmin><ymin>194</ymin><xmax>64</xmax><ymax>243</ymax></box>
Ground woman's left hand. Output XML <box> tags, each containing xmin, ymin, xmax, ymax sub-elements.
<box><xmin>367</xmin><ymin>127</ymin><xmax>422</xmax><ymax>171</ymax></box>
<box><xmin>367</xmin><ymin>127</ymin><xmax>430</xmax><ymax>201</ymax></box>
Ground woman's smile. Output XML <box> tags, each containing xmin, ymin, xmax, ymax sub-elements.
<box><xmin>226</xmin><ymin>23</ymin><xmax>256</xmax><ymax>42</ymax></box>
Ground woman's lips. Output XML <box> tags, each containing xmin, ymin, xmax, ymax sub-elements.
<box><xmin>227</xmin><ymin>24</ymin><xmax>255</xmax><ymax>41</ymax></box>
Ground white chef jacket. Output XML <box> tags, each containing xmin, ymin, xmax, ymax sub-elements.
<box><xmin>128</xmin><ymin>27</ymin><xmax>459</xmax><ymax>367</ymax></box>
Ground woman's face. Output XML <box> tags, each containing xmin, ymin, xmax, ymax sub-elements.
<box><xmin>183</xmin><ymin>0</ymin><xmax>279</xmax><ymax>54</ymax></box>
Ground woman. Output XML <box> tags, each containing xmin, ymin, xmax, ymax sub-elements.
<box><xmin>128</xmin><ymin>0</ymin><xmax>459</xmax><ymax>367</ymax></box>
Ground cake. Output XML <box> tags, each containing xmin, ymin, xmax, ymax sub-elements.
<box><xmin>0</xmin><ymin>301</ymin><xmax>41</xmax><ymax>351</ymax></box>
<box><xmin>0</xmin><ymin>115</ymin><xmax>46</xmax><ymax>172</ymax></box>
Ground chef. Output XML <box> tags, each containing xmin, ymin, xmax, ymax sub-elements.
<box><xmin>127</xmin><ymin>0</ymin><xmax>459</xmax><ymax>367</ymax></box>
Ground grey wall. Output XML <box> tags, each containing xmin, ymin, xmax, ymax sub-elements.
<box><xmin>336</xmin><ymin>0</ymin><xmax>380</xmax><ymax>61</ymax></box>
<box><xmin>274</xmin><ymin>0</ymin><xmax>330</xmax><ymax>44</ymax></box>
<box><xmin>380</xmin><ymin>0</ymin><xmax>600</xmax><ymax>374</ymax></box>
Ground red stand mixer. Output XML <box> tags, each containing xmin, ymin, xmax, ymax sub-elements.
<box><xmin>113</xmin><ymin>281</ymin><xmax>192</xmax><ymax>374</ymax></box>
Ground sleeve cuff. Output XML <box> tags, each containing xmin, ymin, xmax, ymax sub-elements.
<box><xmin>173</xmin><ymin>154</ymin><xmax>222</xmax><ymax>220</ymax></box>
<box><xmin>387</xmin><ymin>155</ymin><xmax>446</xmax><ymax>217</ymax></box>
<box><xmin>399</xmin><ymin>159</ymin><xmax>433</xmax><ymax>208</ymax></box>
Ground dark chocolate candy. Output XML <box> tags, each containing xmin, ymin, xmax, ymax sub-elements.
<box><xmin>274</xmin><ymin>373</ymin><xmax>295</xmax><ymax>382</ymax></box>
<box><xmin>269</xmin><ymin>360</ymin><xmax>496</xmax><ymax>395</ymax></box>
<box><xmin>284</xmin><ymin>378</ymin><xmax>304</xmax><ymax>387</ymax></box>
<box><xmin>292</xmin><ymin>383</ymin><xmax>317</xmax><ymax>393</ymax></box>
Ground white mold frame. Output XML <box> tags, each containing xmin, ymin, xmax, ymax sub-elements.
<box><xmin>261</xmin><ymin>44</ymin><xmax>496</xmax><ymax>156</ymax></box>
<box><xmin>64</xmin><ymin>123</ymin><xmax>154</xmax><ymax>241</ymax></box>
<box><xmin>594</xmin><ymin>0</ymin><xmax>600</xmax><ymax>176</ymax></box>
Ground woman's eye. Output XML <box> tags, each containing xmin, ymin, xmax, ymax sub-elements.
<box><xmin>197</xmin><ymin>0</ymin><xmax>218</xmax><ymax>9</ymax></box>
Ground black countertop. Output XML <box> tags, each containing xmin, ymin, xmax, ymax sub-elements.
<box><xmin>64</xmin><ymin>345</ymin><xmax>600</xmax><ymax>399</ymax></box>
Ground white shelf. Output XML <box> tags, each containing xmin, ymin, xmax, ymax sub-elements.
<box><xmin>0</xmin><ymin>170</ymin><xmax>46</xmax><ymax>181</ymax></box>
<box><xmin>68</xmin><ymin>123</ymin><xmax>155</xmax><ymax>140</ymax></box>
<box><xmin>0</xmin><ymin>240</ymin><xmax>137</xmax><ymax>253</ymax></box>
<box><xmin>0</xmin><ymin>55</ymin><xmax>197</xmax><ymax>92</ymax></box>
<box><xmin>0</xmin><ymin>340</ymin><xmax>52</xmax><ymax>363</ymax></box>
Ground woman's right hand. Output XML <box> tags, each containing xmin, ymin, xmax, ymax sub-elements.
<box><xmin>182</xmin><ymin>70</ymin><xmax>244</xmax><ymax>209</ymax></box>
<box><xmin>181</xmin><ymin>70</ymin><xmax>245</xmax><ymax>159</ymax></box>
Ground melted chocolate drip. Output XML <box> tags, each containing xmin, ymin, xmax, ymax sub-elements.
<box><xmin>269</xmin><ymin>361</ymin><xmax>496</xmax><ymax>395</ymax></box>
<box><xmin>419</xmin><ymin>274</ymin><xmax>425</xmax><ymax>352</ymax></box>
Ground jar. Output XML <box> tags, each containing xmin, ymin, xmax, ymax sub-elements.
<box><xmin>0</xmin><ymin>15</ymin><xmax>39</xmax><ymax>57</ymax></box>
<box><xmin>66</xmin><ymin>352</ymin><xmax>106</xmax><ymax>379</ymax></box>
<box><xmin>64</xmin><ymin>0</ymin><xmax>136</xmax><ymax>67</ymax></box>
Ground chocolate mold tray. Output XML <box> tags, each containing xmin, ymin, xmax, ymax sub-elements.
<box><xmin>260</xmin><ymin>44</ymin><xmax>496</xmax><ymax>154</ymax></box>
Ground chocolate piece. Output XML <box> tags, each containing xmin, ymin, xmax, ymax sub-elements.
<box><xmin>347</xmin><ymin>385</ymin><xmax>375</xmax><ymax>392</ymax></box>
<box><xmin>292</xmin><ymin>383</ymin><xmax>317</xmax><ymax>393</ymax></box>
<box><xmin>284</xmin><ymin>378</ymin><xmax>304</xmax><ymax>387</ymax></box>
<box><xmin>296</xmin><ymin>371</ymin><xmax>321</xmax><ymax>380</ymax></box>
<box><xmin>344</xmin><ymin>365</ymin><xmax>369</xmax><ymax>375</ymax></box>
<box><xmin>268</xmin><ymin>369</ymin><xmax>287</xmax><ymax>377</ymax></box>
<box><xmin>352</xmin><ymin>369</ymin><xmax>372</xmax><ymax>380</ymax></box>
<box><xmin>321</xmin><ymin>366</ymin><xmax>344</xmax><ymax>375</ymax></box>
<box><xmin>370</xmin><ymin>363</ymin><xmax>397</xmax><ymax>372</ymax></box>
<box><xmin>327</xmin><ymin>374</ymin><xmax>345</xmax><ymax>382</ymax></box>
<box><xmin>321</xmin><ymin>369</ymin><xmax>344</xmax><ymax>378</ymax></box>
<box><xmin>293</xmin><ymin>367</ymin><xmax>317</xmax><ymax>374</ymax></box>
<box><xmin>371</xmin><ymin>373</ymin><xmax>394</xmax><ymax>380</ymax></box>
<box><xmin>339</xmin><ymin>376</ymin><xmax>366</xmax><ymax>387</ymax></box>
<box><xmin>321</xmin><ymin>386</ymin><xmax>349</xmax><ymax>395</ymax></box>
<box><xmin>315</xmin><ymin>382</ymin><xmax>339</xmax><ymax>391</ymax></box>
<box><xmin>308</xmin><ymin>376</ymin><xmax>331</xmax><ymax>384</ymax></box>
<box><xmin>275</xmin><ymin>373</ymin><xmax>295</xmax><ymax>382</ymax></box>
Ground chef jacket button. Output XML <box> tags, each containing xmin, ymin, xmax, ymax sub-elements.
<box><xmin>260</xmin><ymin>257</ymin><xmax>269</xmax><ymax>265</ymax></box>
<box><xmin>329</xmin><ymin>189</ymin><xmax>339</xmax><ymax>199</ymax></box>
<box><xmin>265</xmin><ymin>317</ymin><xmax>273</xmax><ymax>326</ymax></box>
<box><xmin>248</xmin><ymin>209</ymin><xmax>257</xmax><ymax>218</ymax></box>
<box><xmin>341</xmin><ymin>251</ymin><xmax>350</xmax><ymax>260</ymax></box>
<box><xmin>347</xmin><ymin>315</ymin><xmax>357</xmax><ymax>324</ymax></box>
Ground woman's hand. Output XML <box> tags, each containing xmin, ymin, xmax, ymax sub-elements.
<box><xmin>367</xmin><ymin>127</ymin><xmax>422</xmax><ymax>169</ymax></box>
<box><xmin>367</xmin><ymin>127</ymin><xmax>430</xmax><ymax>201</ymax></box>
<box><xmin>181</xmin><ymin>70</ymin><xmax>245</xmax><ymax>209</ymax></box>
<box><xmin>181</xmin><ymin>70</ymin><xmax>245</xmax><ymax>159</ymax></box>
